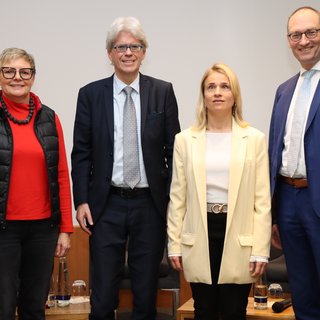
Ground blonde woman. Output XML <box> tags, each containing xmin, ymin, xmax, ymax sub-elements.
<box><xmin>167</xmin><ymin>63</ymin><xmax>271</xmax><ymax>320</ymax></box>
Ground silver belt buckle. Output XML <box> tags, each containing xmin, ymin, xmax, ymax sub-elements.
<box><xmin>208</xmin><ymin>203</ymin><xmax>227</xmax><ymax>214</ymax></box>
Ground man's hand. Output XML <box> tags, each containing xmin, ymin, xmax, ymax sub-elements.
<box><xmin>76</xmin><ymin>203</ymin><xmax>93</xmax><ymax>235</ymax></box>
<box><xmin>271</xmin><ymin>224</ymin><xmax>282</xmax><ymax>250</ymax></box>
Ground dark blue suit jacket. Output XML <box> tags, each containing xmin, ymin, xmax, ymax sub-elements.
<box><xmin>269</xmin><ymin>73</ymin><xmax>320</xmax><ymax>216</ymax></box>
<box><xmin>71</xmin><ymin>73</ymin><xmax>180</xmax><ymax>222</ymax></box>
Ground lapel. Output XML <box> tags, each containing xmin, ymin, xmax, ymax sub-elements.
<box><xmin>274</xmin><ymin>74</ymin><xmax>299</xmax><ymax>152</ymax></box>
<box><xmin>103</xmin><ymin>75</ymin><xmax>114</xmax><ymax>142</ymax></box>
<box><xmin>190</xmin><ymin>128</ymin><xmax>207</xmax><ymax>223</ymax></box>
<box><xmin>306</xmin><ymin>79</ymin><xmax>320</xmax><ymax>131</ymax></box>
<box><xmin>227</xmin><ymin>120</ymin><xmax>248</xmax><ymax>223</ymax></box>
<box><xmin>139</xmin><ymin>73</ymin><xmax>149</xmax><ymax>134</ymax></box>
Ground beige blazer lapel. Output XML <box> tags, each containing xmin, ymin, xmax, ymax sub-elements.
<box><xmin>190</xmin><ymin>128</ymin><xmax>207</xmax><ymax>224</ymax></box>
<box><xmin>227</xmin><ymin>121</ymin><xmax>248</xmax><ymax>224</ymax></box>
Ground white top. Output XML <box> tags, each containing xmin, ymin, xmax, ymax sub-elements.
<box><xmin>280</xmin><ymin>61</ymin><xmax>320</xmax><ymax>178</ymax></box>
<box><xmin>206</xmin><ymin>131</ymin><xmax>231</xmax><ymax>203</ymax></box>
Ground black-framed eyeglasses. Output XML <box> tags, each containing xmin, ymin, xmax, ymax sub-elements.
<box><xmin>113</xmin><ymin>44</ymin><xmax>144</xmax><ymax>53</ymax></box>
<box><xmin>0</xmin><ymin>67</ymin><xmax>35</xmax><ymax>80</ymax></box>
<box><xmin>288</xmin><ymin>28</ymin><xmax>320</xmax><ymax>42</ymax></box>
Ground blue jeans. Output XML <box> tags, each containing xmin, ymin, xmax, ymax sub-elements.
<box><xmin>0</xmin><ymin>219</ymin><xmax>59</xmax><ymax>320</ymax></box>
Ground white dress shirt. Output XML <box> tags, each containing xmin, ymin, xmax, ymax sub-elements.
<box><xmin>111</xmin><ymin>74</ymin><xmax>148</xmax><ymax>187</ymax></box>
<box><xmin>280</xmin><ymin>62</ymin><xmax>320</xmax><ymax>178</ymax></box>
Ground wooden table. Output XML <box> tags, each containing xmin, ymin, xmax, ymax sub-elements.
<box><xmin>45</xmin><ymin>302</ymin><xmax>90</xmax><ymax>320</ymax></box>
<box><xmin>176</xmin><ymin>297</ymin><xmax>295</xmax><ymax>320</ymax></box>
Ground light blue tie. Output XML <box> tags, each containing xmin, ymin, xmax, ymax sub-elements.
<box><xmin>123</xmin><ymin>86</ymin><xmax>140</xmax><ymax>189</ymax></box>
<box><xmin>287</xmin><ymin>69</ymin><xmax>316</xmax><ymax>176</ymax></box>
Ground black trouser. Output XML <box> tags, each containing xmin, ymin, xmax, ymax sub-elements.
<box><xmin>0</xmin><ymin>219</ymin><xmax>59</xmax><ymax>320</ymax></box>
<box><xmin>190</xmin><ymin>213</ymin><xmax>251</xmax><ymax>320</ymax></box>
<box><xmin>89</xmin><ymin>192</ymin><xmax>166</xmax><ymax>320</ymax></box>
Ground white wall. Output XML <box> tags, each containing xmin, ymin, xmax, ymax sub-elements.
<box><xmin>1</xmin><ymin>0</ymin><xmax>318</xmax><ymax>223</ymax></box>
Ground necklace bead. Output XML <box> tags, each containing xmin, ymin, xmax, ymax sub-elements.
<box><xmin>0</xmin><ymin>95</ymin><xmax>35</xmax><ymax>125</ymax></box>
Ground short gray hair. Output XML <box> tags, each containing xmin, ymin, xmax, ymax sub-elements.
<box><xmin>0</xmin><ymin>47</ymin><xmax>36</xmax><ymax>70</ymax></box>
<box><xmin>106</xmin><ymin>17</ymin><xmax>148</xmax><ymax>52</ymax></box>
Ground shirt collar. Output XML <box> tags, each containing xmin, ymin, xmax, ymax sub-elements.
<box><xmin>114</xmin><ymin>73</ymin><xmax>140</xmax><ymax>95</ymax></box>
<box><xmin>300</xmin><ymin>61</ymin><xmax>320</xmax><ymax>75</ymax></box>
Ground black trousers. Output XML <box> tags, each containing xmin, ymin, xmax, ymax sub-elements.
<box><xmin>0</xmin><ymin>219</ymin><xmax>59</xmax><ymax>320</ymax></box>
<box><xmin>89</xmin><ymin>192</ymin><xmax>166</xmax><ymax>320</ymax></box>
<box><xmin>190</xmin><ymin>213</ymin><xmax>251</xmax><ymax>320</ymax></box>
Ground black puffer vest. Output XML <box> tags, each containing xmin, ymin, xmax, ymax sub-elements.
<box><xmin>0</xmin><ymin>105</ymin><xmax>61</xmax><ymax>230</ymax></box>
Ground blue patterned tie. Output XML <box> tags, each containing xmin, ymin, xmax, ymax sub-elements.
<box><xmin>123</xmin><ymin>86</ymin><xmax>140</xmax><ymax>188</ymax></box>
<box><xmin>287</xmin><ymin>69</ymin><xmax>316</xmax><ymax>176</ymax></box>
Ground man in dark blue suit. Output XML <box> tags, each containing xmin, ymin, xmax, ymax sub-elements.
<box><xmin>269</xmin><ymin>6</ymin><xmax>320</xmax><ymax>320</ymax></box>
<box><xmin>71</xmin><ymin>17</ymin><xmax>180</xmax><ymax>320</ymax></box>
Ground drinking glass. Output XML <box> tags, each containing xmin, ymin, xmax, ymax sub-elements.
<box><xmin>72</xmin><ymin>280</ymin><xmax>87</xmax><ymax>303</ymax></box>
<box><xmin>268</xmin><ymin>283</ymin><xmax>283</xmax><ymax>300</ymax></box>
<box><xmin>46</xmin><ymin>274</ymin><xmax>55</xmax><ymax>308</ymax></box>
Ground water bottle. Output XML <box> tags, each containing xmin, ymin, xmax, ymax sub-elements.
<box><xmin>56</xmin><ymin>257</ymin><xmax>71</xmax><ymax>307</ymax></box>
<box><xmin>254</xmin><ymin>278</ymin><xmax>268</xmax><ymax>310</ymax></box>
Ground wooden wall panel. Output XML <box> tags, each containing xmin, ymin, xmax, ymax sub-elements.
<box><xmin>56</xmin><ymin>227</ymin><xmax>190</xmax><ymax>308</ymax></box>
<box><xmin>53</xmin><ymin>227</ymin><xmax>90</xmax><ymax>296</ymax></box>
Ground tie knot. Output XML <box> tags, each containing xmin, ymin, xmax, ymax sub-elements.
<box><xmin>123</xmin><ymin>86</ymin><xmax>133</xmax><ymax>96</ymax></box>
<box><xmin>303</xmin><ymin>69</ymin><xmax>317</xmax><ymax>80</ymax></box>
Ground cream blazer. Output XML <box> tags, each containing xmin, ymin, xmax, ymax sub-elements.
<box><xmin>167</xmin><ymin>120</ymin><xmax>271</xmax><ymax>284</ymax></box>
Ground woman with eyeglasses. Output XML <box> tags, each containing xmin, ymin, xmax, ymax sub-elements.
<box><xmin>0</xmin><ymin>47</ymin><xmax>73</xmax><ymax>320</ymax></box>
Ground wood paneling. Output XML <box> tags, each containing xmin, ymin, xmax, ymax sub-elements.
<box><xmin>59</xmin><ymin>227</ymin><xmax>188</xmax><ymax>308</ymax></box>
<box><xmin>179</xmin><ymin>272</ymin><xmax>192</xmax><ymax>305</ymax></box>
<box><xmin>53</xmin><ymin>227</ymin><xmax>90</xmax><ymax>296</ymax></box>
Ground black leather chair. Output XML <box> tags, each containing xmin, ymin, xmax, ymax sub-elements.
<box><xmin>119</xmin><ymin>243</ymin><xmax>180</xmax><ymax>319</ymax></box>
<box><xmin>264</xmin><ymin>246</ymin><xmax>290</xmax><ymax>293</ymax></box>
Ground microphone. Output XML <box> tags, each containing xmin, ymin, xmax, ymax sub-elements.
<box><xmin>272</xmin><ymin>298</ymin><xmax>292</xmax><ymax>313</ymax></box>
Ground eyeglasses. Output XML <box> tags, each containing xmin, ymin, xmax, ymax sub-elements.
<box><xmin>0</xmin><ymin>67</ymin><xmax>35</xmax><ymax>80</ymax></box>
<box><xmin>113</xmin><ymin>44</ymin><xmax>144</xmax><ymax>53</ymax></box>
<box><xmin>288</xmin><ymin>28</ymin><xmax>320</xmax><ymax>42</ymax></box>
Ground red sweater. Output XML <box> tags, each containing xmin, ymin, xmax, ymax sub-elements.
<box><xmin>2</xmin><ymin>92</ymin><xmax>73</xmax><ymax>233</ymax></box>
